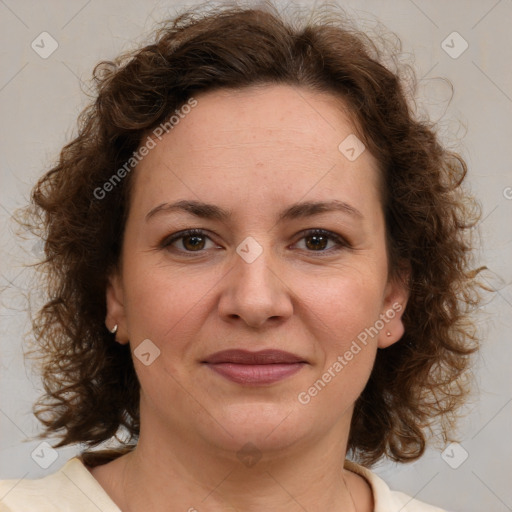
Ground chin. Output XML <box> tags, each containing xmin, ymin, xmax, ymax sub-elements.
<box><xmin>196</xmin><ymin>401</ymin><xmax>311</xmax><ymax>455</ymax></box>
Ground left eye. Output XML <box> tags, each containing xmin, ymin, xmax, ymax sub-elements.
<box><xmin>293</xmin><ymin>228</ymin><xmax>347</xmax><ymax>253</ymax></box>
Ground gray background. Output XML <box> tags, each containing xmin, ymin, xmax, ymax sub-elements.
<box><xmin>1</xmin><ymin>1</ymin><xmax>511</xmax><ymax>511</ymax></box>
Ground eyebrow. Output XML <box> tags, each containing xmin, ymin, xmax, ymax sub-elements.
<box><xmin>145</xmin><ymin>199</ymin><xmax>363</xmax><ymax>223</ymax></box>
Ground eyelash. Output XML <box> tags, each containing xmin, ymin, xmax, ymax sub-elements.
<box><xmin>159</xmin><ymin>228</ymin><xmax>350</xmax><ymax>256</ymax></box>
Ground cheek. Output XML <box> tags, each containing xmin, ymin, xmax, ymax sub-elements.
<box><xmin>305</xmin><ymin>268</ymin><xmax>384</xmax><ymax>339</ymax></box>
<box><xmin>122</xmin><ymin>264</ymin><xmax>202</xmax><ymax>344</ymax></box>
<box><xmin>121</xmin><ymin>267</ymin><xmax>206</xmax><ymax>403</ymax></box>
<box><xmin>297</xmin><ymin>274</ymin><xmax>381</xmax><ymax>414</ymax></box>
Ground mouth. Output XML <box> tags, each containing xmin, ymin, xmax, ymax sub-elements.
<box><xmin>202</xmin><ymin>349</ymin><xmax>307</xmax><ymax>385</ymax></box>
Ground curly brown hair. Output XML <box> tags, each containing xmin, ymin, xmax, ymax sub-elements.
<box><xmin>18</xmin><ymin>0</ymin><xmax>485</xmax><ymax>468</ymax></box>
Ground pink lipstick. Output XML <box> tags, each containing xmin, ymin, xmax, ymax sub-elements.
<box><xmin>203</xmin><ymin>349</ymin><xmax>306</xmax><ymax>385</ymax></box>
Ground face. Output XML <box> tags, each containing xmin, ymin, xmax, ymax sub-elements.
<box><xmin>107</xmin><ymin>84</ymin><xmax>408</xmax><ymax>458</ymax></box>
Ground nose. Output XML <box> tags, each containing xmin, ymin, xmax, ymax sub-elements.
<box><xmin>217</xmin><ymin>243</ymin><xmax>294</xmax><ymax>329</ymax></box>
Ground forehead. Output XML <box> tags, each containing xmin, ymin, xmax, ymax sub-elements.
<box><xmin>164</xmin><ymin>84</ymin><xmax>363</xmax><ymax>159</ymax></box>
<box><xmin>128</xmin><ymin>84</ymin><xmax>381</xmax><ymax>216</ymax></box>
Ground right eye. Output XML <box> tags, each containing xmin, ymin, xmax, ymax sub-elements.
<box><xmin>160</xmin><ymin>228</ymin><xmax>220</xmax><ymax>254</ymax></box>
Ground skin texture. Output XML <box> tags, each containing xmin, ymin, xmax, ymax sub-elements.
<box><xmin>93</xmin><ymin>84</ymin><xmax>409</xmax><ymax>511</ymax></box>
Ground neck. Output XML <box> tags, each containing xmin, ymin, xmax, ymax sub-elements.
<box><xmin>112</xmin><ymin>414</ymin><xmax>362</xmax><ymax>512</ymax></box>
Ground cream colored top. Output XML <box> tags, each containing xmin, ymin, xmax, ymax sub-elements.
<box><xmin>0</xmin><ymin>457</ymin><xmax>449</xmax><ymax>511</ymax></box>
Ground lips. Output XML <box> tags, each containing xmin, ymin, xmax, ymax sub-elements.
<box><xmin>203</xmin><ymin>349</ymin><xmax>305</xmax><ymax>365</ymax></box>
<box><xmin>203</xmin><ymin>349</ymin><xmax>307</xmax><ymax>385</ymax></box>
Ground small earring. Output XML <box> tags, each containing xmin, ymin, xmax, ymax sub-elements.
<box><xmin>109</xmin><ymin>324</ymin><xmax>118</xmax><ymax>334</ymax></box>
<box><xmin>386</xmin><ymin>331</ymin><xmax>391</xmax><ymax>337</ymax></box>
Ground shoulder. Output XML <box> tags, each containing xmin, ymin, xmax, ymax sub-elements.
<box><xmin>344</xmin><ymin>459</ymin><xmax>452</xmax><ymax>512</ymax></box>
<box><xmin>0</xmin><ymin>457</ymin><xmax>121</xmax><ymax>512</ymax></box>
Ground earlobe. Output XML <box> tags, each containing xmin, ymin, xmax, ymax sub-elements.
<box><xmin>105</xmin><ymin>271</ymin><xmax>129</xmax><ymax>345</ymax></box>
<box><xmin>378</xmin><ymin>268</ymin><xmax>410</xmax><ymax>349</ymax></box>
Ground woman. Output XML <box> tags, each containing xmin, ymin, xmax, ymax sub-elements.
<box><xmin>0</xmin><ymin>2</ymin><xmax>483</xmax><ymax>511</ymax></box>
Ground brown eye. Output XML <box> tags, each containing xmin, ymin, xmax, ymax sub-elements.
<box><xmin>294</xmin><ymin>229</ymin><xmax>348</xmax><ymax>253</ymax></box>
<box><xmin>181</xmin><ymin>233</ymin><xmax>206</xmax><ymax>251</ymax></box>
<box><xmin>304</xmin><ymin>233</ymin><xmax>329</xmax><ymax>251</ymax></box>
<box><xmin>161</xmin><ymin>229</ymin><xmax>217</xmax><ymax>253</ymax></box>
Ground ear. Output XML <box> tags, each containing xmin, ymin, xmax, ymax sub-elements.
<box><xmin>105</xmin><ymin>269</ymin><xmax>129</xmax><ymax>345</ymax></box>
<box><xmin>377</xmin><ymin>265</ymin><xmax>410</xmax><ymax>349</ymax></box>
